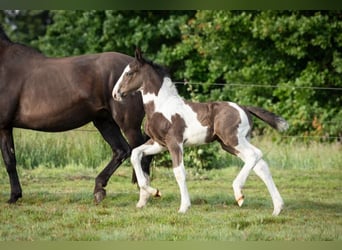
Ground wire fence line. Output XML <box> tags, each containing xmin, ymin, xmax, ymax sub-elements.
<box><xmin>67</xmin><ymin>82</ymin><xmax>341</xmax><ymax>141</ymax></box>
<box><xmin>71</xmin><ymin>128</ymin><xmax>341</xmax><ymax>138</ymax></box>
<box><xmin>174</xmin><ymin>81</ymin><xmax>342</xmax><ymax>91</ymax></box>
<box><xmin>71</xmin><ymin>128</ymin><xmax>341</xmax><ymax>142</ymax></box>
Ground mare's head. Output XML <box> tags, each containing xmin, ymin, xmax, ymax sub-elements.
<box><xmin>113</xmin><ymin>48</ymin><xmax>168</xmax><ymax>101</ymax></box>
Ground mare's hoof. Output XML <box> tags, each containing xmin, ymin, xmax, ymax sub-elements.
<box><xmin>7</xmin><ymin>193</ymin><xmax>22</xmax><ymax>204</ymax></box>
<box><xmin>94</xmin><ymin>189</ymin><xmax>106</xmax><ymax>205</ymax></box>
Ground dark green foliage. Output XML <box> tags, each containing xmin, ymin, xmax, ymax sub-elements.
<box><xmin>2</xmin><ymin>10</ymin><xmax>339</xmax><ymax>139</ymax></box>
<box><xmin>0</xmin><ymin>10</ymin><xmax>340</xmax><ymax>170</ymax></box>
<box><xmin>172</xmin><ymin>10</ymin><xmax>342</xmax><ymax>139</ymax></box>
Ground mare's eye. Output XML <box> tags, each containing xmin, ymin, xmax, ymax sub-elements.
<box><xmin>126</xmin><ymin>71</ymin><xmax>134</xmax><ymax>76</ymax></box>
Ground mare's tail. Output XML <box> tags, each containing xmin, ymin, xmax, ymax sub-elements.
<box><xmin>245</xmin><ymin>106</ymin><xmax>289</xmax><ymax>132</ymax></box>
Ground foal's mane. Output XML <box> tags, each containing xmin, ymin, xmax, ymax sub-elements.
<box><xmin>142</xmin><ymin>57</ymin><xmax>170</xmax><ymax>79</ymax></box>
<box><xmin>141</xmin><ymin>57</ymin><xmax>180</xmax><ymax>95</ymax></box>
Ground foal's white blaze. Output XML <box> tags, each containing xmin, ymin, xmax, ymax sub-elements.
<box><xmin>143</xmin><ymin>77</ymin><xmax>209</xmax><ymax>145</ymax></box>
<box><xmin>112</xmin><ymin>65</ymin><xmax>131</xmax><ymax>100</ymax></box>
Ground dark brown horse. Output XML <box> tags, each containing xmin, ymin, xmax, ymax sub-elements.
<box><xmin>0</xmin><ymin>27</ymin><xmax>151</xmax><ymax>204</ymax></box>
<box><xmin>113</xmin><ymin>49</ymin><xmax>288</xmax><ymax>215</ymax></box>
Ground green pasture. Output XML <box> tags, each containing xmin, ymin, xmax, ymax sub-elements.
<box><xmin>0</xmin><ymin>128</ymin><xmax>341</xmax><ymax>240</ymax></box>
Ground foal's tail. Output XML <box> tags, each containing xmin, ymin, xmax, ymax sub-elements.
<box><xmin>245</xmin><ymin>106</ymin><xmax>289</xmax><ymax>132</ymax></box>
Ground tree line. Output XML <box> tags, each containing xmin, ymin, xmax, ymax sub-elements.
<box><xmin>1</xmin><ymin>10</ymin><xmax>341</xmax><ymax>140</ymax></box>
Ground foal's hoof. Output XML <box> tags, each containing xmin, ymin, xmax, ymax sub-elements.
<box><xmin>272</xmin><ymin>203</ymin><xmax>284</xmax><ymax>216</ymax></box>
<box><xmin>94</xmin><ymin>189</ymin><xmax>106</xmax><ymax>205</ymax></box>
<box><xmin>236</xmin><ymin>195</ymin><xmax>245</xmax><ymax>207</ymax></box>
<box><xmin>136</xmin><ymin>201</ymin><xmax>146</xmax><ymax>209</ymax></box>
<box><xmin>154</xmin><ymin>189</ymin><xmax>162</xmax><ymax>198</ymax></box>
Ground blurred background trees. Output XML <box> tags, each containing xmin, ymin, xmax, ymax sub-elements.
<box><xmin>1</xmin><ymin>10</ymin><xmax>341</xmax><ymax>141</ymax></box>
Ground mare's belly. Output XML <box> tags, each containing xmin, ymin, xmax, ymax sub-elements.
<box><xmin>13</xmin><ymin>105</ymin><xmax>95</xmax><ymax>132</ymax></box>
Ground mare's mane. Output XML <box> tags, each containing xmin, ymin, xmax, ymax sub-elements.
<box><xmin>0</xmin><ymin>26</ymin><xmax>44</xmax><ymax>57</ymax></box>
<box><xmin>0</xmin><ymin>26</ymin><xmax>11</xmax><ymax>42</ymax></box>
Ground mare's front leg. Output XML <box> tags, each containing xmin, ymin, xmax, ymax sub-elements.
<box><xmin>113</xmin><ymin>97</ymin><xmax>153</xmax><ymax>184</ymax></box>
<box><xmin>0</xmin><ymin>129</ymin><xmax>22</xmax><ymax>203</ymax></box>
<box><xmin>130</xmin><ymin>140</ymin><xmax>164</xmax><ymax>208</ymax></box>
<box><xmin>168</xmin><ymin>142</ymin><xmax>191</xmax><ymax>213</ymax></box>
<box><xmin>93</xmin><ymin>118</ymin><xmax>131</xmax><ymax>204</ymax></box>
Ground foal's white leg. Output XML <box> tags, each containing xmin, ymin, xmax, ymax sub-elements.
<box><xmin>253</xmin><ymin>159</ymin><xmax>284</xmax><ymax>216</ymax></box>
<box><xmin>131</xmin><ymin>141</ymin><xmax>164</xmax><ymax>208</ymax></box>
<box><xmin>168</xmin><ymin>142</ymin><xmax>190</xmax><ymax>213</ymax></box>
<box><xmin>232</xmin><ymin>143</ymin><xmax>262</xmax><ymax>207</ymax></box>
<box><xmin>173</xmin><ymin>164</ymin><xmax>191</xmax><ymax>213</ymax></box>
<box><xmin>136</xmin><ymin>174</ymin><xmax>152</xmax><ymax>208</ymax></box>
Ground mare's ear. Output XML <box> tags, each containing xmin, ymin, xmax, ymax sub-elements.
<box><xmin>135</xmin><ymin>47</ymin><xmax>144</xmax><ymax>64</ymax></box>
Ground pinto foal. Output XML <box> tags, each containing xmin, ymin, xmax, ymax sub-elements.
<box><xmin>113</xmin><ymin>49</ymin><xmax>288</xmax><ymax>215</ymax></box>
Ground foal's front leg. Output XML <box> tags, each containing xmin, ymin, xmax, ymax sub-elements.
<box><xmin>130</xmin><ymin>140</ymin><xmax>164</xmax><ymax>208</ymax></box>
<box><xmin>168</xmin><ymin>143</ymin><xmax>191</xmax><ymax>213</ymax></box>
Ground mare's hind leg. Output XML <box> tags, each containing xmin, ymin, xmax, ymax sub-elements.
<box><xmin>93</xmin><ymin>117</ymin><xmax>131</xmax><ymax>204</ymax></box>
<box><xmin>253</xmin><ymin>159</ymin><xmax>284</xmax><ymax>216</ymax></box>
<box><xmin>0</xmin><ymin>129</ymin><xmax>22</xmax><ymax>203</ymax></box>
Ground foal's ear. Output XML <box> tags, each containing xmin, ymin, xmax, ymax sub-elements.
<box><xmin>135</xmin><ymin>47</ymin><xmax>144</xmax><ymax>64</ymax></box>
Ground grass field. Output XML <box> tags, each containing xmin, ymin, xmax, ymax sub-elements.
<box><xmin>0</xmin><ymin>130</ymin><xmax>341</xmax><ymax>240</ymax></box>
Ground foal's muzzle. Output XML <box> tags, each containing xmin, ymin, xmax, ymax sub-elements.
<box><xmin>113</xmin><ymin>91</ymin><xmax>127</xmax><ymax>101</ymax></box>
<box><xmin>113</xmin><ymin>91</ymin><xmax>122</xmax><ymax>101</ymax></box>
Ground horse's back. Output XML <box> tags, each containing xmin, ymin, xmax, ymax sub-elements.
<box><xmin>0</xmin><ymin>49</ymin><xmax>133</xmax><ymax>131</ymax></box>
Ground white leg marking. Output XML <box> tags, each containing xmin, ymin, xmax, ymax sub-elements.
<box><xmin>253</xmin><ymin>159</ymin><xmax>284</xmax><ymax>216</ymax></box>
<box><xmin>228</xmin><ymin>102</ymin><xmax>262</xmax><ymax>207</ymax></box>
<box><xmin>130</xmin><ymin>141</ymin><xmax>165</xmax><ymax>208</ymax></box>
<box><xmin>136</xmin><ymin>174</ymin><xmax>151</xmax><ymax>208</ymax></box>
<box><xmin>173</xmin><ymin>164</ymin><xmax>191</xmax><ymax>213</ymax></box>
<box><xmin>233</xmin><ymin>142</ymin><xmax>262</xmax><ymax>207</ymax></box>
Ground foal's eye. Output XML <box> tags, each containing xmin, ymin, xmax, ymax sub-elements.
<box><xmin>126</xmin><ymin>71</ymin><xmax>134</xmax><ymax>76</ymax></box>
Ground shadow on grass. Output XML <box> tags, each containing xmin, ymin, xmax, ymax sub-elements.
<box><xmin>0</xmin><ymin>190</ymin><xmax>138</xmax><ymax>206</ymax></box>
<box><xmin>284</xmin><ymin>198</ymin><xmax>342</xmax><ymax>214</ymax></box>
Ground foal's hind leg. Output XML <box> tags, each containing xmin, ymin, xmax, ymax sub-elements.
<box><xmin>221</xmin><ymin>139</ymin><xmax>262</xmax><ymax>207</ymax></box>
<box><xmin>0</xmin><ymin>129</ymin><xmax>22</xmax><ymax>203</ymax></box>
<box><xmin>93</xmin><ymin>118</ymin><xmax>131</xmax><ymax>204</ymax></box>
<box><xmin>232</xmin><ymin>143</ymin><xmax>262</xmax><ymax>207</ymax></box>
<box><xmin>253</xmin><ymin>159</ymin><xmax>284</xmax><ymax>216</ymax></box>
